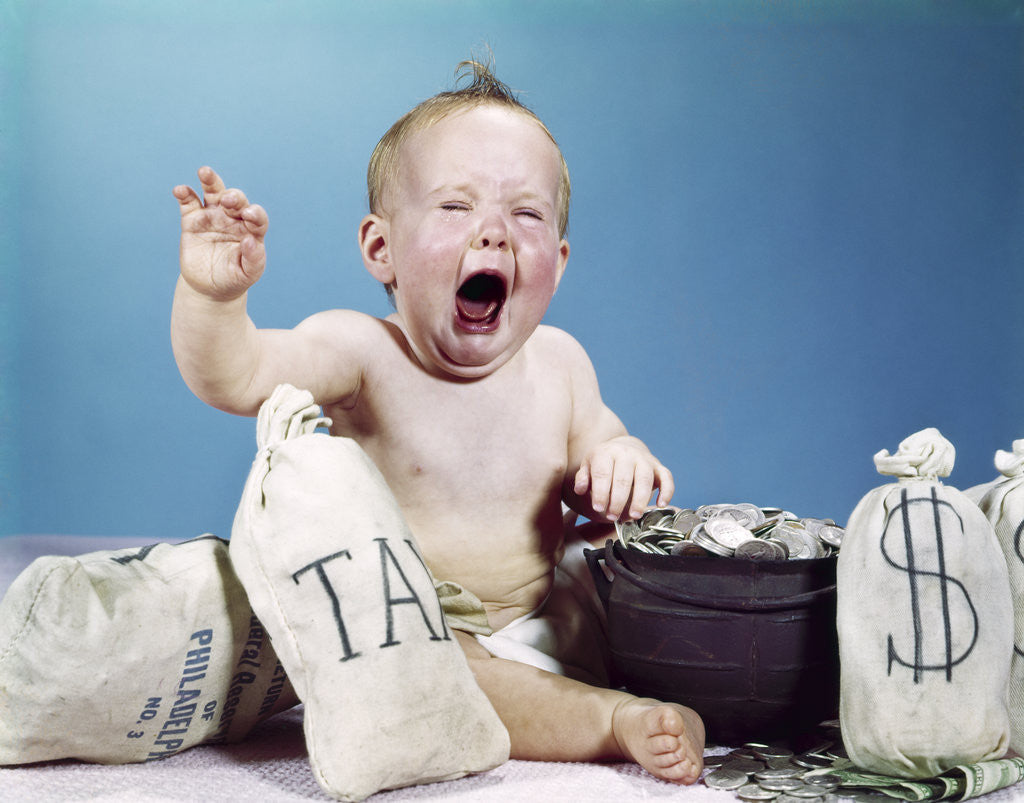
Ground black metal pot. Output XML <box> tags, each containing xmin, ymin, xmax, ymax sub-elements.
<box><xmin>586</xmin><ymin>540</ymin><xmax>839</xmax><ymax>745</ymax></box>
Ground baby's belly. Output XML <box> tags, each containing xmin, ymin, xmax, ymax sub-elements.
<box><xmin>424</xmin><ymin>541</ymin><xmax>562</xmax><ymax>631</ymax></box>
<box><xmin>478</xmin><ymin>570</ymin><xmax>556</xmax><ymax>631</ymax></box>
<box><xmin>401</xmin><ymin>498</ymin><xmax>567</xmax><ymax>630</ymax></box>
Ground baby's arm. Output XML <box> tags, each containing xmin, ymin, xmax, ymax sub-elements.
<box><xmin>560</xmin><ymin>332</ymin><xmax>674</xmax><ymax>523</ymax></box>
<box><xmin>171</xmin><ymin>167</ymin><xmax>362</xmax><ymax>415</ymax></box>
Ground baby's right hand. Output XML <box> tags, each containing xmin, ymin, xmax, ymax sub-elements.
<box><xmin>173</xmin><ymin>167</ymin><xmax>268</xmax><ymax>301</ymax></box>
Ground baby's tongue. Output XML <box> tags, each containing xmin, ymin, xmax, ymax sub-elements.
<box><xmin>456</xmin><ymin>294</ymin><xmax>499</xmax><ymax>322</ymax></box>
<box><xmin>456</xmin><ymin>273</ymin><xmax>504</xmax><ymax>323</ymax></box>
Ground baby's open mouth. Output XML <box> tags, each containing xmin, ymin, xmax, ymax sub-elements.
<box><xmin>455</xmin><ymin>272</ymin><xmax>506</xmax><ymax>330</ymax></box>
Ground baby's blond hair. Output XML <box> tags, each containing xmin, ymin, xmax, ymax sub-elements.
<box><xmin>367</xmin><ymin>58</ymin><xmax>571</xmax><ymax>239</ymax></box>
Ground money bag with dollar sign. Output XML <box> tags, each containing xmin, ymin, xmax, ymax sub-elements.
<box><xmin>837</xmin><ymin>428</ymin><xmax>1013</xmax><ymax>778</ymax></box>
<box><xmin>967</xmin><ymin>439</ymin><xmax>1024</xmax><ymax>756</ymax></box>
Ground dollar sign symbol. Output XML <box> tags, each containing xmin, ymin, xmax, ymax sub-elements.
<box><xmin>880</xmin><ymin>487</ymin><xmax>979</xmax><ymax>682</ymax></box>
<box><xmin>1013</xmin><ymin>519</ymin><xmax>1024</xmax><ymax>659</ymax></box>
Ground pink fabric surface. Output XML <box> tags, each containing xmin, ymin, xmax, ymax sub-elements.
<box><xmin>0</xmin><ymin>536</ymin><xmax>732</xmax><ymax>801</ymax></box>
<box><xmin>3</xmin><ymin>536</ymin><xmax>1023</xmax><ymax>802</ymax></box>
<box><xmin>0</xmin><ymin>705</ymin><xmax>740</xmax><ymax>802</ymax></box>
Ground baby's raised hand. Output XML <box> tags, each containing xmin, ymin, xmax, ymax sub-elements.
<box><xmin>173</xmin><ymin>167</ymin><xmax>269</xmax><ymax>301</ymax></box>
<box><xmin>574</xmin><ymin>436</ymin><xmax>674</xmax><ymax>522</ymax></box>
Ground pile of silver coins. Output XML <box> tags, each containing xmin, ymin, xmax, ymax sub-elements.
<box><xmin>703</xmin><ymin>735</ymin><xmax>873</xmax><ymax>802</ymax></box>
<box><xmin>616</xmin><ymin>503</ymin><xmax>844</xmax><ymax>560</ymax></box>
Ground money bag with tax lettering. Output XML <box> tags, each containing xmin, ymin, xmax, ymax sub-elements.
<box><xmin>837</xmin><ymin>428</ymin><xmax>1013</xmax><ymax>778</ymax></box>
<box><xmin>967</xmin><ymin>439</ymin><xmax>1024</xmax><ymax>756</ymax></box>
<box><xmin>229</xmin><ymin>384</ymin><xmax>509</xmax><ymax>802</ymax></box>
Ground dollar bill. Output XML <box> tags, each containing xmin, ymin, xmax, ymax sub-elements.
<box><xmin>812</xmin><ymin>756</ymin><xmax>1024</xmax><ymax>801</ymax></box>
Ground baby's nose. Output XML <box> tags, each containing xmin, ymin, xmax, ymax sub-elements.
<box><xmin>473</xmin><ymin>215</ymin><xmax>509</xmax><ymax>251</ymax></box>
<box><xmin>478</xmin><ymin>234</ymin><xmax>507</xmax><ymax>250</ymax></box>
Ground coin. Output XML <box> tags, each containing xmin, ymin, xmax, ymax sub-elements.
<box><xmin>716</xmin><ymin>504</ymin><xmax>765</xmax><ymax>529</ymax></box>
<box><xmin>704</xmin><ymin>767</ymin><xmax>750</xmax><ymax>790</ymax></box>
<box><xmin>640</xmin><ymin>508</ymin><xmax>674</xmax><ymax>530</ymax></box>
<box><xmin>616</xmin><ymin>519</ymin><xmax>639</xmax><ymax>546</ymax></box>
<box><xmin>724</xmin><ymin>758</ymin><xmax>767</xmax><ymax>774</ymax></box>
<box><xmin>670</xmin><ymin>540</ymin><xmax>709</xmax><ymax>557</ymax></box>
<box><xmin>746</xmin><ymin>743</ymin><xmax>793</xmax><ymax>760</ymax></box>
<box><xmin>784</xmin><ymin>785</ymin><xmax>831</xmax><ymax>798</ymax></box>
<box><xmin>691</xmin><ymin>526</ymin><xmax>735</xmax><ymax>557</ymax></box>
<box><xmin>673</xmin><ymin>508</ymin><xmax>701</xmax><ymax>534</ymax></box>
<box><xmin>696</xmin><ymin>503</ymin><xmax>729</xmax><ymax>519</ymax></box>
<box><xmin>735</xmin><ymin>503</ymin><xmax>767</xmax><ymax>526</ymax></box>
<box><xmin>817</xmin><ymin>524</ymin><xmax>844</xmax><ymax>548</ymax></box>
<box><xmin>705</xmin><ymin>518</ymin><xmax>758</xmax><ymax>550</ymax></box>
<box><xmin>757</xmin><ymin>777</ymin><xmax>805</xmax><ymax>791</ymax></box>
<box><xmin>754</xmin><ymin>767</ymin><xmax>801</xmax><ymax>780</ymax></box>
<box><xmin>636</xmin><ymin>533</ymin><xmax>670</xmax><ymax>554</ymax></box>
<box><xmin>735</xmin><ymin>538</ymin><xmax>788</xmax><ymax>561</ymax></box>
<box><xmin>773</xmin><ymin>527</ymin><xmax>818</xmax><ymax>560</ymax></box>
<box><xmin>792</xmin><ymin>753</ymin><xmax>833</xmax><ymax>769</ymax></box>
<box><xmin>737</xmin><ymin>782</ymin><xmax>781</xmax><ymax>800</ymax></box>
<box><xmin>803</xmin><ymin>773</ymin><xmax>841</xmax><ymax>791</ymax></box>
<box><xmin>764</xmin><ymin>538</ymin><xmax>792</xmax><ymax>558</ymax></box>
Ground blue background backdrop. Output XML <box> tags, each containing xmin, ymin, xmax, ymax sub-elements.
<box><xmin>2</xmin><ymin>0</ymin><xmax>1022</xmax><ymax>541</ymax></box>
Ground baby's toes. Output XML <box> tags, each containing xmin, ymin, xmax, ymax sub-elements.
<box><xmin>653</xmin><ymin>706</ymin><xmax>685</xmax><ymax>734</ymax></box>
<box><xmin>648</xmin><ymin>733</ymin><xmax>683</xmax><ymax>756</ymax></box>
<box><xmin>650</xmin><ymin>748</ymin><xmax>686</xmax><ymax>769</ymax></box>
<box><xmin>657</xmin><ymin>755</ymin><xmax>700</xmax><ymax>783</ymax></box>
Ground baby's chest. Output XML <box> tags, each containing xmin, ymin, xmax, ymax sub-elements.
<box><xmin>408</xmin><ymin>395</ymin><xmax>566</xmax><ymax>473</ymax></box>
<box><xmin>371</xmin><ymin>376</ymin><xmax>571</xmax><ymax>494</ymax></box>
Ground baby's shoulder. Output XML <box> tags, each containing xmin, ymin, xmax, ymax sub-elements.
<box><xmin>530</xmin><ymin>324</ymin><xmax>584</xmax><ymax>352</ymax></box>
<box><xmin>296</xmin><ymin>308</ymin><xmax>396</xmax><ymax>347</ymax></box>
<box><xmin>528</xmin><ymin>325</ymin><xmax>593</xmax><ymax>368</ymax></box>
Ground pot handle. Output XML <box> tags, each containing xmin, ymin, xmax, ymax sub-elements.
<box><xmin>584</xmin><ymin>546</ymin><xmax>613</xmax><ymax>609</ymax></box>
<box><xmin>602</xmin><ymin>540</ymin><xmax>836</xmax><ymax>612</ymax></box>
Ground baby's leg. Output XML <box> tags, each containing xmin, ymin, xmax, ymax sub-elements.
<box><xmin>454</xmin><ymin>632</ymin><xmax>704</xmax><ymax>784</ymax></box>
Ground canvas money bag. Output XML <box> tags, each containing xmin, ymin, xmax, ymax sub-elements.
<box><xmin>837</xmin><ymin>428</ymin><xmax>1013</xmax><ymax>778</ymax></box>
<box><xmin>229</xmin><ymin>385</ymin><xmax>509</xmax><ymax>802</ymax></box>
<box><xmin>0</xmin><ymin>535</ymin><xmax>298</xmax><ymax>765</ymax></box>
<box><xmin>968</xmin><ymin>439</ymin><xmax>1024</xmax><ymax>755</ymax></box>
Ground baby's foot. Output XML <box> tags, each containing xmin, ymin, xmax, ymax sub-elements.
<box><xmin>611</xmin><ymin>697</ymin><xmax>705</xmax><ymax>784</ymax></box>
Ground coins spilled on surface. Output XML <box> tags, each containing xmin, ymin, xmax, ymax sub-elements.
<box><xmin>703</xmin><ymin>737</ymin><xmax>854</xmax><ymax>802</ymax></box>
<box><xmin>615</xmin><ymin>503</ymin><xmax>845</xmax><ymax>560</ymax></box>
<box><xmin>701</xmin><ymin>725</ymin><xmax>1024</xmax><ymax>801</ymax></box>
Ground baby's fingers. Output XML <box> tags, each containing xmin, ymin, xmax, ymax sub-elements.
<box><xmin>239</xmin><ymin>234</ymin><xmax>267</xmax><ymax>282</ymax></box>
<box><xmin>625</xmin><ymin>462</ymin><xmax>674</xmax><ymax>519</ymax></box>
<box><xmin>574</xmin><ymin>463</ymin><xmax>591</xmax><ymax>496</ymax></box>
<box><xmin>653</xmin><ymin>463</ymin><xmax>675</xmax><ymax>507</ymax></box>
<box><xmin>197</xmin><ymin>165</ymin><xmax>228</xmax><ymax>203</ymax></box>
<box><xmin>239</xmin><ymin>204</ymin><xmax>269</xmax><ymax>239</ymax></box>
<box><xmin>585</xmin><ymin>453</ymin><xmax>633</xmax><ymax>521</ymax></box>
<box><xmin>627</xmin><ymin>462</ymin><xmax>656</xmax><ymax>520</ymax></box>
<box><xmin>172</xmin><ymin>184</ymin><xmax>203</xmax><ymax>216</ymax></box>
<box><xmin>197</xmin><ymin>167</ymin><xmax>256</xmax><ymax>220</ymax></box>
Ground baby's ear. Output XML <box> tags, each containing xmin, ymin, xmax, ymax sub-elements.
<box><xmin>553</xmin><ymin>238</ymin><xmax>570</xmax><ymax>291</ymax></box>
<box><xmin>358</xmin><ymin>214</ymin><xmax>395</xmax><ymax>285</ymax></box>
